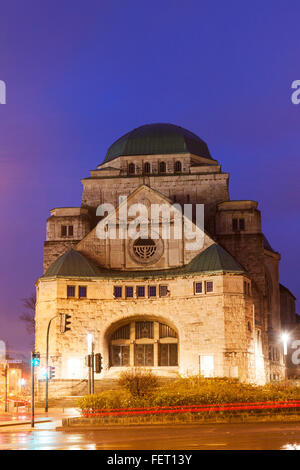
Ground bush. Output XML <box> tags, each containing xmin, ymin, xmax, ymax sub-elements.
<box><xmin>76</xmin><ymin>376</ymin><xmax>300</xmax><ymax>412</ymax></box>
<box><xmin>77</xmin><ymin>390</ymin><xmax>129</xmax><ymax>412</ymax></box>
<box><xmin>118</xmin><ymin>368</ymin><xmax>159</xmax><ymax>397</ymax></box>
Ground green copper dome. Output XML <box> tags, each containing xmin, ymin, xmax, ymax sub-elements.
<box><xmin>43</xmin><ymin>249</ymin><xmax>100</xmax><ymax>277</ymax></box>
<box><xmin>103</xmin><ymin>123</ymin><xmax>213</xmax><ymax>163</ymax></box>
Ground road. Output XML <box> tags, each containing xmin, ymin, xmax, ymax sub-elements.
<box><xmin>0</xmin><ymin>415</ymin><xmax>300</xmax><ymax>450</ymax></box>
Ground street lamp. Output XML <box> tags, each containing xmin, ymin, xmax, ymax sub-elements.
<box><xmin>281</xmin><ymin>332</ymin><xmax>289</xmax><ymax>356</ymax></box>
<box><xmin>281</xmin><ymin>332</ymin><xmax>290</xmax><ymax>381</ymax></box>
<box><xmin>87</xmin><ymin>334</ymin><xmax>94</xmax><ymax>394</ymax></box>
<box><xmin>87</xmin><ymin>334</ymin><xmax>93</xmax><ymax>355</ymax></box>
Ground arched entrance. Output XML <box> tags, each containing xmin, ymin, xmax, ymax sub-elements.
<box><xmin>109</xmin><ymin>320</ymin><xmax>178</xmax><ymax>368</ymax></box>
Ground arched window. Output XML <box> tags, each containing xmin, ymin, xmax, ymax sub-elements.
<box><xmin>144</xmin><ymin>162</ymin><xmax>151</xmax><ymax>174</ymax></box>
<box><xmin>128</xmin><ymin>163</ymin><xmax>135</xmax><ymax>174</ymax></box>
<box><xmin>159</xmin><ymin>161</ymin><xmax>166</xmax><ymax>173</ymax></box>
<box><xmin>175</xmin><ymin>161</ymin><xmax>182</xmax><ymax>172</ymax></box>
<box><xmin>109</xmin><ymin>320</ymin><xmax>178</xmax><ymax>367</ymax></box>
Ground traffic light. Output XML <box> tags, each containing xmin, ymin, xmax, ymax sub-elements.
<box><xmin>60</xmin><ymin>313</ymin><xmax>72</xmax><ymax>333</ymax></box>
<box><xmin>95</xmin><ymin>353</ymin><xmax>103</xmax><ymax>373</ymax></box>
<box><xmin>49</xmin><ymin>366</ymin><xmax>55</xmax><ymax>380</ymax></box>
<box><xmin>32</xmin><ymin>353</ymin><xmax>40</xmax><ymax>367</ymax></box>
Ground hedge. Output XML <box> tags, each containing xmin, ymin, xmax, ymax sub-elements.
<box><xmin>77</xmin><ymin>376</ymin><xmax>300</xmax><ymax>412</ymax></box>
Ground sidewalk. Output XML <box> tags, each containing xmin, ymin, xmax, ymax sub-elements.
<box><xmin>0</xmin><ymin>407</ymin><xmax>79</xmax><ymax>427</ymax></box>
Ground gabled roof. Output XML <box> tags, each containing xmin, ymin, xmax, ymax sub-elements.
<box><xmin>42</xmin><ymin>244</ymin><xmax>245</xmax><ymax>280</ymax></box>
<box><xmin>43</xmin><ymin>249</ymin><xmax>100</xmax><ymax>277</ymax></box>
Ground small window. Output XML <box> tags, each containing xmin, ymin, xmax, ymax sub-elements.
<box><xmin>195</xmin><ymin>282</ymin><xmax>203</xmax><ymax>294</ymax></box>
<box><xmin>128</xmin><ymin>163</ymin><xmax>135</xmax><ymax>174</ymax></box>
<box><xmin>79</xmin><ymin>286</ymin><xmax>87</xmax><ymax>298</ymax></box>
<box><xmin>233</xmin><ymin>218</ymin><xmax>245</xmax><ymax>231</ymax></box>
<box><xmin>159</xmin><ymin>285</ymin><xmax>169</xmax><ymax>297</ymax></box>
<box><xmin>159</xmin><ymin>161</ymin><xmax>166</xmax><ymax>173</ymax></box>
<box><xmin>125</xmin><ymin>286</ymin><xmax>134</xmax><ymax>298</ymax></box>
<box><xmin>186</xmin><ymin>194</ymin><xmax>190</xmax><ymax>203</ymax></box>
<box><xmin>175</xmin><ymin>161</ymin><xmax>182</xmax><ymax>172</ymax></box>
<box><xmin>68</xmin><ymin>225</ymin><xmax>73</xmax><ymax>236</ymax></box>
<box><xmin>61</xmin><ymin>225</ymin><xmax>67</xmax><ymax>237</ymax></box>
<box><xmin>148</xmin><ymin>285</ymin><xmax>157</xmax><ymax>297</ymax></box>
<box><xmin>67</xmin><ymin>285</ymin><xmax>75</xmax><ymax>298</ymax></box>
<box><xmin>114</xmin><ymin>286</ymin><xmax>122</xmax><ymax>298</ymax></box>
<box><xmin>144</xmin><ymin>162</ymin><xmax>151</xmax><ymax>174</ymax></box>
<box><xmin>206</xmin><ymin>281</ymin><xmax>214</xmax><ymax>293</ymax></box>
<box><xmin>137</xmin><ymin>286</ymin><xmax>145</xmax><ymax>298</ymax></box>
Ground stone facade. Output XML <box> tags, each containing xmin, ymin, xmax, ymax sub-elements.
<box><xmin>35</xmin><ymin>123</ymin><xmax>291</xmax><ymax>397</ymax></box>
<box><xmin>36</xmin><ymin>273</ymin><xmax>258</xmax><ymax>383</ymax></box>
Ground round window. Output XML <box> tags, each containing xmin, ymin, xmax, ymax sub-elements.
<box><xmin>129</xmin><ymin>235</ymin><xmax>164</xmax><ymax>265</ymax></box>
<box><xmin>133</xmin><ymin>238</ymin><xmax>157</xmax><ymax>260</ymax></box>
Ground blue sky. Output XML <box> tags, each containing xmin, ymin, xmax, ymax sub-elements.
<box><xmin>0</xmin><ymin>0</ymin><xmax>299</xmax><ymax>354</ymax></box>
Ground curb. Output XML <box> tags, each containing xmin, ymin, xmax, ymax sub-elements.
<box><xmin>59</xmin><ymin>414</ymin><xmax>300</xmax><ymax>430</ymax></box>
<box><xmin>0</xmin><ymin>419</ymin><xmax>52</xmax><ymax>427</ymax></box>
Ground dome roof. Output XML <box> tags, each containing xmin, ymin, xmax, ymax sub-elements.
<box><xmin>103</xmin><ymin>123</ymin><xmax>212</xmax><ymax>163</ymax></box>
<box><xmin>184</xmin><ymin>244</ymin><xmax>245</xmax><ymax>273</ymax></box>
<box><xmin>43</xmin><ymin>249</ymin><xmax>100</xmax><ymax>278</ymax></box>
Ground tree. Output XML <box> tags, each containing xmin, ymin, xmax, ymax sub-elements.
<box><xmin>19</xmin><ymin>293</ymin><xmax>36</xmax><ymax>339</ymax></box>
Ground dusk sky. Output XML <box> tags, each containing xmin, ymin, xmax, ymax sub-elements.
<box><xmin>0</xmin><ymin>0</ymin><xmax>299</xmax><ymax>356</ymax></box>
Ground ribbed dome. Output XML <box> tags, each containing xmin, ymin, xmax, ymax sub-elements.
<box><xmin>185</xmin><ymin>244</ymin><xmax>245</xmax><ymax>273</ymax></box>
<box><xmin>43</xmin><ymin>249</ymin><xmax>100</xmax><ymax>277</ymax></box>
<box><xmin>104</xmin><ymin>123</ymin><xmax>212</xmax><ymax>163</ymax></box>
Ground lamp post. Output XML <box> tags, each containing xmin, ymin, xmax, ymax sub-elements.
<box><xmin>281</xmin><ymin>332</ymin><xmax>289</xmax><ymax>380</ymax></box>
<box><xmin>45</xmin><ymin>315</ymin><xmax>58</xmax><ymax>412</ymax></box>
<box><xmin>87</xmin><ymin>334</ymin><xmax>94</xmax><ymax>394</ymax></box>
